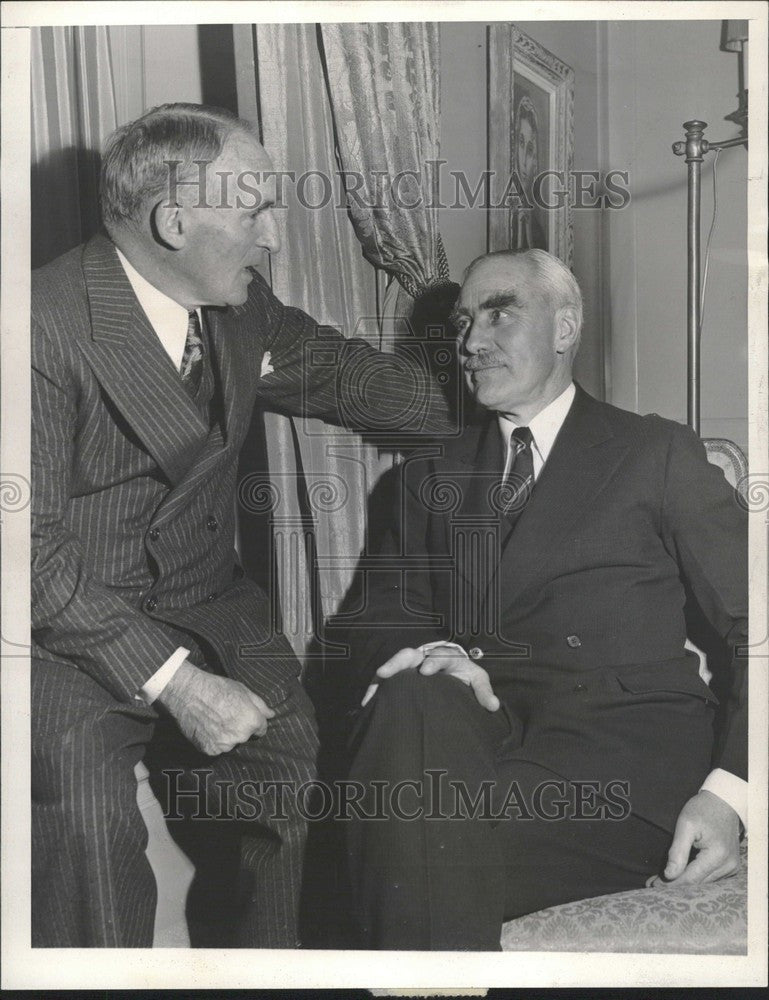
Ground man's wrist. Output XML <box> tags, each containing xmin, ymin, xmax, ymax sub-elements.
<box><xmin>136</xmin><ymin>647</ymin><xmax>190</xmax><ymax>705</ymax></box>
<box><xmin>700</xmin><ymin>769</ymin><xmax>748</xmax><ymax>832</ymax></box>
<box><xmin>155</xmin><ymin>659</ymin><xmax>202</xmax><ymax>709</ymax></box>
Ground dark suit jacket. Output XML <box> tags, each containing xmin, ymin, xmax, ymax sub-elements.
<box><xmin>31</xmin><ymin>234</ymin><xmax>452</xmax><ymax>707</ymax></box>
<box><xmin>344</xmin><ymin>385</ymin><xmax>747</xmax><ymax>830</ymax></box>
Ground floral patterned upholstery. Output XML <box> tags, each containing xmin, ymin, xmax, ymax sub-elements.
<box><xmin>501</xmin><ymin>842</ymin><xmax>747</xmax><ymax>953</ymax></box>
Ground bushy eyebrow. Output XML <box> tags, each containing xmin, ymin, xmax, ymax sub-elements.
<box><xmin>480</xmin><ymin>290</ymin><xmax>522</xmax><ymax>311</ymax></box>
<box><xmin>450</xmin><ymin>288</ymin><xmax>522</xmax><ymax>328</ymax></box>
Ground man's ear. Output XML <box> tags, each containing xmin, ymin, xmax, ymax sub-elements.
<box><xmin>554</xmin><ymin>305</ymin><xmax>580</xmax><ymax>355</ymax></box>
<box><xmin>150</xmin><ymin>202</ymin><xmax>186</xmax><ymax>250</ymax></box>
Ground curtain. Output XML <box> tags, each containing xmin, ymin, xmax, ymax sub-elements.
<box><xmin>253</xmin><ymin>23</ymin><xmax>393</xmax><ymax>660</ymax></box>
<box><xmin>31</xmin><ymin>26</ymin><xmax>118</xmax><ymax>267</ymax></box>
<box><xmin>319</xmin><ymin>22</ymin><xmax>450</xmax><ymax>303</ymax></box>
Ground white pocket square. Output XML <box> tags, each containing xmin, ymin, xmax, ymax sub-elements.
<box><xmin>260</xmin><ymin>351</ymin><xmax>274</xmax><ymax>377</ymax></box>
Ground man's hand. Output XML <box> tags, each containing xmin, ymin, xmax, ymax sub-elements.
<box><xmin>156</xmin><ymin>660</ymin><xmax>275</xmax><ymax>756</ymax></box>
<box><xmin>361</xmin><ymin>645</ymin><xmax>500</xmax><ymax>712</ymax></box>
<box><xmin>646</xmin><ymin>789</ymin><xmax>741</xmax><ymax>888</ymax></box>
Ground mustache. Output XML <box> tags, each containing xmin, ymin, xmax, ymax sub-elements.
<box><xmin>464</xmin><ymin>353</ymin><xmax>507</xmax><ymax>372</ymax></box>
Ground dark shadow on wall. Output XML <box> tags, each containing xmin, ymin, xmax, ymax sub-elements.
<box><xmin>31</xmin><ymin>146</ymin><xmax>104</xmax><ymax>269</ymax></box>
<box><xmin>198</xmin><ymin>24</ymin><xmax>239</xmax><ymax>113</ymax></box>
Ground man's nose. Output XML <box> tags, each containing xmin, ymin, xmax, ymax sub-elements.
<box><xmin>258</xmin><ymin>210</ymin><xmax>281</xmax><ymax>255</ymax></box>
<box><xmin>463</xmin><ymin>318</ymin><xmax>486</xmax><ymax>355</ymax></box>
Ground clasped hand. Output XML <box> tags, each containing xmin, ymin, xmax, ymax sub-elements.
<box><xmin>158</xmin><ymin>661</ymin><xmax>274</xmax><ymax>756</ymax></box>
<box><xmin>362</xmin><ymin>645</ymin><xmax>500</xmax><ymax>712</ymax></box>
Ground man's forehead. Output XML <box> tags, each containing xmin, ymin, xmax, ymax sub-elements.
<box><xmin>458</xmin><ymin>257</ymin><xmax>531</xmax><ymax>307</ymax></box>
<box><xmin>194</xmin><ymin>133</ymin><xmax>276</xmax><ymax>209</ymax></box>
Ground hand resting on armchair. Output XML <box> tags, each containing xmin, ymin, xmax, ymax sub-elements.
<box><xmin>646</xmin><ymin>788</ymin><xmax>741</xmax><ymax>888</ymax></box>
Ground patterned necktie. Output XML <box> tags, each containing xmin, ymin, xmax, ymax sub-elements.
<box><xmin>180</xmin><ymin>310</ymin><xmax>204</xmax><ymax>393</ymax></box>
<box><xmin>502</xmin><ymin>426</ymin><xmax>534</xmax><ymax>525</ymax></box>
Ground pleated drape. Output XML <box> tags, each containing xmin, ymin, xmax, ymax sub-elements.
<box><xmin>31</xmin><ymin>26</ymin><xmax>117</xmax><ymax>267</ymax></box>
<box><xmin>255</xmin><ymin>23</ymin><xmax>394</xmax><ymax>659</ymax></box>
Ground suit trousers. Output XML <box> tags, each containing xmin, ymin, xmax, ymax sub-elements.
<box><xmin>346</xmin><ymin>670</ymin><xmax>672</xmax><ymax>950</ymax></box>
<box><xmin>32</xmin><ymin>657</ymin><xmax>319</xmax><ymax>948</ymax></box>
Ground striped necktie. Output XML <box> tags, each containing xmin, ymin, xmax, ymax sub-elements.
<box><xmin>502</xmin><ymin>426</ymin><xmax>534</xmax><ymax>525</ymax></box>
<box><xmin>180</xmin><ymin>310</ymin><xmax>205</xmax><ymax>393</ymax></box>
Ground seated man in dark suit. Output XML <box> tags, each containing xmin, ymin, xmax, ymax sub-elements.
<box><xmin>31</xmin><ymin>102</ymin><xmax>453</xmax><ymax>948</ymax></box>
<box><xmin>343</xmin><ymin>249</ymin><xmax>747</xmax><ymax>950</ymax></box>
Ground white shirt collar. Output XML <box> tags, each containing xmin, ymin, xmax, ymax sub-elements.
<box><xmin>115</xmin><ymin>247</ymin><xmax>192</xmax><ymax>372</ymax></box>
<box><xmin>498</xmin><ymin>382</ymin><xmax>576</xmax><ymax>471</ymax></box>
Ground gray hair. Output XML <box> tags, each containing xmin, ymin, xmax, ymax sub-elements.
<box><xmin>464</xmin><ymin>248</ymin><xmax>583</xmax><ymax>345</ymax></box>
<box><xmin>99</xmin><ymin>102</ymin><xmax>257</xmax><ymax>233</ymax></box>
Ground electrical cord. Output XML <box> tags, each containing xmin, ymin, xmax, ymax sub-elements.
<box><xmin>699</xmin><ymin>147</ymin><xmax>721</xmax><ymax>335</ymax></box>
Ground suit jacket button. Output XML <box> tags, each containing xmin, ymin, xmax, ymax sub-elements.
<box><xmin>566</xmin><ymin>634</ymin><xmax>582</xmax><ymax>648</ymax></box>
<box><xmin>146</xmin><ymin>596</ymin><xmax>158</xmax><ymax>612</ymax></box>
<box><xmin>207</xmin><ymin>592</ymin><xmax>217</xmax><ymax>603</ymax></box>
<box><xmin>148</xmin><ymin>528</ymin><xmax>160</xmax><ymax>542</ymax></box>
<box><xmin>468</xmin><ymin>647</ymin><xmax>484</xmax><ymax>660</ymax></box>
<box><xmin>206</xmin><ymin>515</ymin><xmax>219</xmax><ymax>532</ymax></box>
<box><xmin>573</xmin><ymin>682</ymin><xmax>587</xmax><ymax>692</ymax></box>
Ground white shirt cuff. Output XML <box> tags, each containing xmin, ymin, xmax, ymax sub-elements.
<box><xmin>136</xmin><ymin>647</ymin><xmax>190</xmax><ymax>705</ymax></box>
<box><xmin>418</xmin><ymin>640</ymin><xmax>469</xmax><ymax>658</ymax></box>
<box><xmin>700</xmin><ymin>768</ymin><xmax>748</xmax><ymax>831</ymax></box>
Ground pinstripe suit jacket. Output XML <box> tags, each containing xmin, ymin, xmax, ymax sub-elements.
<box><xmin>31</xmin><ymin>234</ymin><xmax>451</xmax><ymax>706</ymax></box>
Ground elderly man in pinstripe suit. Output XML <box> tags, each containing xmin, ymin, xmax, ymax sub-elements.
<box><xmin>31</xmin><ymin>103</ymin><xmax>452</xmax><ymax>948</ymax></box>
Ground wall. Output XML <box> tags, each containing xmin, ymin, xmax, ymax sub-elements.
<box><xmin>109</xmin><ymin>24</ymin><xmax>204</xmax><ymax>126</ymax></box>
<box><xmin>440</xmin><ymin>20</ymin><xmax>606</xmax><ymax>399</ymax></box>
<box><xmin>605</xmin><ymin>20</ymin><xmax>748</xmax><ymax>451</ymax></box>
<box><xmin>143</xmin><ymin>25</ymin><xmax>203</xmax><ymax>109</ymax></box>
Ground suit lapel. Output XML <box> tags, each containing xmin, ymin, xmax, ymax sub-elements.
<box><xmin>439</xmin><ymin>418</ymin><xmax>507</xmax><ymax>606</ymax></box>
<box><xmin>460</xmin><ymin>417</ymin><xmax>505</xmax><ymax>518</ymax></box>
<box><xmin>493</xmin><ymin>385</ymin><xmax>629</xmax><ymax>614</ymax></box>
<box><xmin>78</xmin><ymin>236</ymin><xmax>211</xmax><ymax>487</ymax></box>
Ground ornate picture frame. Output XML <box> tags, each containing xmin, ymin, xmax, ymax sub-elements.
<box><xmin>488</xmin><ymin>24</ymin><xmax>575</xmax><ymax>266</ymax></box>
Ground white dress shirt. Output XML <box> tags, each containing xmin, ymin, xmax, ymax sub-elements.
<box><xmin>498</xmin><ymin>381</ymin><xmax>576</xmax><ymax>482</ymax></box>
<box><xmin>116</xmin><ymin>249</ymin><xmax>193</xmax><ymax>372</ymax></box>
<box><xmin>116</xmin><ymin>249</ymin><xmax>196</xmax><ymax>705</ymax></box>
<box><xmin>428</xmin><ymin>381</ymin><xmax>747</xmax><ymax>827</ymax></box>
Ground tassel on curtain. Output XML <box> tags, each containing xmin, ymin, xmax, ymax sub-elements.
<box><xmin>31</xmin><ymin>26</ymin><xmax>118</xmax><ymax>267</ymax></box>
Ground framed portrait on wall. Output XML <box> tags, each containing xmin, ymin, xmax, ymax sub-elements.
<box><xmin>488</xmin><ymin>24</ymin><xmax>575</xmax><ymax>266</ymax></box>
